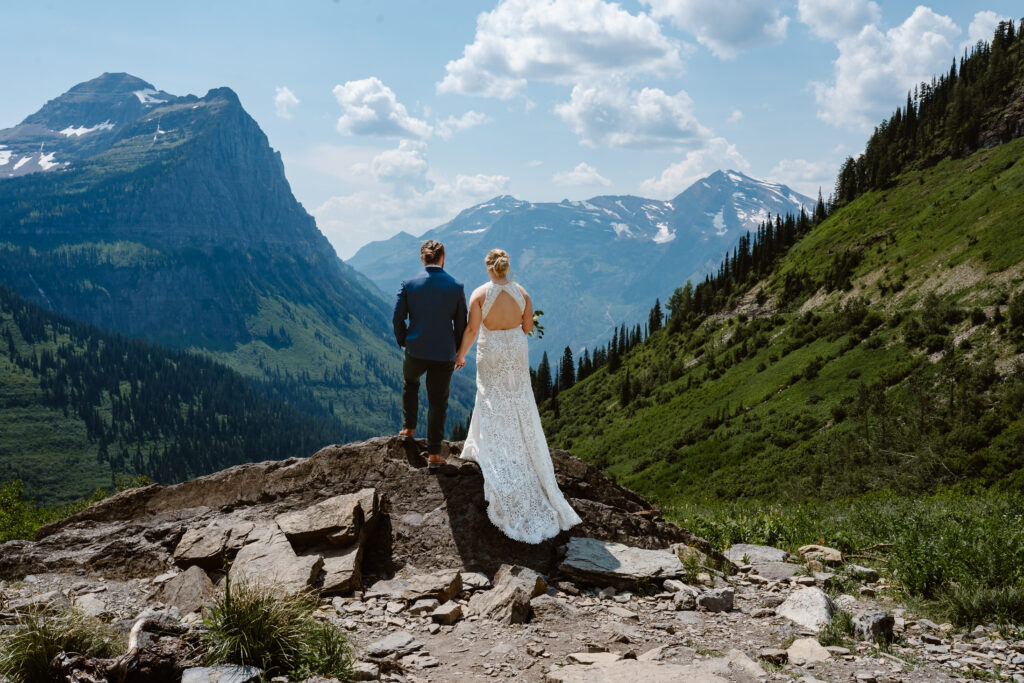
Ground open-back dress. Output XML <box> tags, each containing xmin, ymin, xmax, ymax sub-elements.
<box><xmin>460</xmin><ymin>281</ymin><xmax>583</xmax><ymax>543</ymax></box>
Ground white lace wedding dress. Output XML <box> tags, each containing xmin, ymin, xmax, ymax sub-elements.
<box><xmin>461</xmin><ymin>282</ymin><xmax>583</xmax><ymax>544</ymax></box>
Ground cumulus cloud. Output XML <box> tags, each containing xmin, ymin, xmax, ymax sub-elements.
<box><xmin>767</xmin><ymin>158</ymin><xmax>838</xmax><ymax>197</ymax></box>
<box><xmin>642</xmin><ymin>0</ymin><xmax>789</xmax><ymax>59</ymax></box>
<box><xmin>307</xmin><ymin>140</ymin><xmax>510</xmax><ymax>258</ymax></box>
<box><xmin>437</xmin><ymin>0</ymin><xmax>684</xmax><ymax>99</ymax></box>
<box><xmin>727</xmin><ymin>108</ymin><xmax>743</xmax><ymax>123</ymax></box>
<box><xmin>554</xmin><ymin>81</ymin><xmax>711</xmax><ymax>149</ymax></box>
<box><xmin>274</xmin><ymin>86</ymin><xmax>300</xmax><ymax>119</ymax></box>
<box><xmin>812</xmin><ymin>6</ymin><xmax>960</xmax><ymax>130</ymax></box>
<box><xmin>553</xmin><ymin>162</ymin><xmax>612</xmax><ymax>187</ymax></box>
<box><xmin>639</xmin><ymin>137</ymin><xmax>749</xmax><ymax>198</ymax></box>
<box><xmin>961</xmin><ymin>10</ymin><xmax>1009</xmax><ymax>55</ymax></box>
<box><xmin>333</xmin><ymin>77</ymin><xmax>433</xmax><ymax>138</ymax></box>
<box><xmin>797</xmin><ymin>0</ymin><xmax>880</xmax><ymax>41</ymax></box>
<box><xmin>435</xmin><ymin>110</ymin><xmax>490</xmax><ymax>140</ymax></box>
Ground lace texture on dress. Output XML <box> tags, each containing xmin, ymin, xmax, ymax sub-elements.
<box><xmin>461</xmin><ymin>282</ymin><xmax>583</xmax><ymax>544</ymax></box>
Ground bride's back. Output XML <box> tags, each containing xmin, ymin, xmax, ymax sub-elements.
<box><xmin>483</xmin><ymin>285</ymin><xmax>525</xmax><ymax>330</ymax></box>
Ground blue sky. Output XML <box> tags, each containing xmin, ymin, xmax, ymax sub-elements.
<box><xmin>1</xmin><ymin>0</ymin><xmax>1019</xmax><ymax>257</ymax></box>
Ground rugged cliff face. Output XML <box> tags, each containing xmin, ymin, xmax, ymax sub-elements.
<box><xmin>0</xmin><ymin>74</ymin><xmax>468</xmax><ymax>438</ymax></box>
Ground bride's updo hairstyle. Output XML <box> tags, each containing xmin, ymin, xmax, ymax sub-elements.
<box><xmin>485</xmin><ymin>248</ymin><xmax>511</xmax><ymax>278</ymax></box>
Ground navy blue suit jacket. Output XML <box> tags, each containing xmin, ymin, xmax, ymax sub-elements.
<box><xmin>393</xmin><ymin>265</ymin><xmax>468</xmax><ymax>363</ymax></box>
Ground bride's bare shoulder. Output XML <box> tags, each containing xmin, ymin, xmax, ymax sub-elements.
<box><xmin>515</xmin><ymin>283</ymin><xmax>530</xmax><ymax>299</ymax></box>
<box><xmin>470</xmin><ymin>283</ymin><xmax>489</xmax><ymax>300</ymax></box>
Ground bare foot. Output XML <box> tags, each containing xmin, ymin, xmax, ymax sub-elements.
<box><xmin>399</xmin><ymin>428</ymin><xmax>415</xmax><ymax>438</ymax></box>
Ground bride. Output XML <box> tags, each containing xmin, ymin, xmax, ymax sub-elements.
<box><xmin>455</xmin><ymin>249</ymin><xmax>582</xmax><ymax>544</ymax></box>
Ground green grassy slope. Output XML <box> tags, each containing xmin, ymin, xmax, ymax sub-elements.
<box><xmin>0</xmin><ymin>286</ymin><xmax>350</xmax><ymax>504</ymax></box>
<box><xmin>541</xmin><ymin>138</ymin><xmax>1024</xmax><ymax>507</ymax></box>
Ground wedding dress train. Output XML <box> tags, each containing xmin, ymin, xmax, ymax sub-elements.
<box><xmin>461</xmin><ymin>282</ymin><xmax>583</xmax><ymax>544</ymax></box>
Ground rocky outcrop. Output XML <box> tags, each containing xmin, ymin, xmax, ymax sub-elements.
<box><xmin>0</xmin><ymin>437</ymin><xmax>706</xmax><ymax>591</ymax></box>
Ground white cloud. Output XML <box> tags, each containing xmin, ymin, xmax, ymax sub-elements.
<box><xmin>435</xmin><ymin>110</ymin><xmax>490</xmax><ymax>140</ymax></box>
<box><xmin>555</xmin><ymin>81</ymin><xmax>711</xmax><ymax>149</ymax></box>
<box><xmin>437</xmin><ymin>0</ymin><xmax>684</xmax><ymax>99</ymax></box>
<box><xmin>642</xmin><ymin>0</ymin><xmax>789</xmax><ymax>59</ymax></box>
<box><xmin>553</xmin><ymin>162</ymin><xmax>612</xmax><ymax>187</ymax></box>
<box><xmin>274</xmin><ymin>86</ymin><xmax>300</xmax><ymax>119</ymax></box>
<box><xmin>727</xmin><ymin>108</ymin><xmax>743</xmax><ymax>123</ymax></box>
<box><xmin>767</xmin><ymin>158</ymin><xmax>838</xmax><ymax>197</ymax></box>
<box><xmin>812</xmin><ymin>6</ymin><xmax>960</xmax><ymax>130</ymax></box>
<box><xmin>639</xmin><ymin>137</ymin><xmax>749</xmax><ymax>198</ymax></box>
<box><xmin>797</xmin><ymin>0</ymin><xmax>880</xmax><ymax>41</ymax></box>
<box><xmin>961</xmin><ymin>10</ymin><xmax>1009</xmax><ymax>55</ymax></box>
<box><xmin>308</xmin><ymin>139</ymin><xmax>510</xmax><ymax>258</ymax></box>
<box><xmin>368</xmin><ymin>140</ymin><xmax>431</xmax><ymax>191</ymax></box>
<box><xmin>526</xmin><ymin>160</ymin><xmax>544</xmax><ymax>167</ymax></box>
<box><xmin>333</xmin><ymin>77</ymin><xmax>433</xmax><ymax>138</ymax></box>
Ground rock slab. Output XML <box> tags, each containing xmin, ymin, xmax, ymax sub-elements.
<box><xmin>558</xmin><ymin>536</ymin><xmax>686</xmax><ymax>589</ymax></box>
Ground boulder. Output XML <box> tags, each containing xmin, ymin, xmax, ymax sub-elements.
<box><xmin>798</xmin><ymin>544</ymin><xmax>843</xmax><ymax>566</ymax></box>
<box><xmin>853</xmin><ymin>610</ymin><xmax>895</xmax><ymax>642</ymax></box>
<box><xmin>750</xmin><ymin>561</ymin><xmax>803</xmax><ymax>582</ymax></box>
<box><xmin>181</xmin><ymin>666</ymin><xmax>263</xmax><ymax>683</ymax></box>
<box><xmin>530</xmin><ymin>593</ymin><xmax>582</xmax><ymax>620</ymax></box>
<box><xmin>230</xmin><ymin>524</ymin><xmax>323</xmax><ymax>595</ymax></box>
<box><xmin>352</xmin><ymin>662</ymin><xmax>380</xmax><ymax>681</ymax></box>
<box><xmin>158</xmin><ymin>565</ymin><xmax>217</xmax><ymax>614</ymax></box>
<box><xmin>319</xmin><ymin>543</ymin><xmax>364</xmax><ymax>595</ymax></box>
<box><xmin>722</xmin><ymin>544</ymin><xmax>787</xmax><ymax>565</ymax></box>
<box><xmin>430</xmin><ymin>600</ymin><xmax>463</xmax><ymax>625</ymax></box>
<box><xmin>777</xmin><ymin>587</ymin><xmax>836</xmax><ymax>632</ymax></box>
<box><xmin>566</xmin><ymin>652</ymin><xmax>622</xmax><ymax>665</ymax></box>
<box><xmin>558</xmin><ymin>537</ymin><xmax>686</xmax><ymax>589</ymax></box>
<box><xmin>368</xmin><ymin>570</ymin><xmax>462</xmax><ymax>603</ymax></box>
<box><xmin>365</xmin><ymin>630</ymin><xmax>423</xmax><ymax>658</ymax></box>
<box><xmin>408</xmin><ymin>598</ymin><xmax>440</xmax><ymax>615</ymax></box>
<box><xmin>848</xmin><ymin>564</ymin><xmax>880</xmax><ymax>582</ymax></box>
<box><xmin>274</xmin><ymin>488</ymin><xmax>378</xmax><ymax>547</ymax></box>
<box><xmin>174</xmin><ymin>520</ymin><xmax>255</xmax><ymax>569</ymax></box>
<box><xmin>786</xmin><ymin>637</ymin><xmax>832</xmax><ymax>665</ymax></box>
<box><xmin>468</xmin><ymin>564</ymin><xmax>546</xmax><ymax>624</ymax></box>
<box><xmin>758</xmin><ymin>647</ymin><xmax>788</xmax><ymax>665</ymax></box>
<box><xmin>73</xmin><ymin>593</ymin><xmax>108</xmax><ymax>618</ymax></box>
<box><xmin>696</xmin><ymin>587</ymin><xmax>734</xmax><ymax>613</ymax></box>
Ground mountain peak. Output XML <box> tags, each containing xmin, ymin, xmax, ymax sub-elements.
<box><xmin>19</xmin><ymin>73</ymin><xmax>175</xmax><ymax>131</ymax></box>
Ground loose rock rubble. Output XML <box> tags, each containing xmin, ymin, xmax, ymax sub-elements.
<box><xmin>1</xmin><ymin>439</ymin><xmax>1020</xmax><ymax>682</ymax></box>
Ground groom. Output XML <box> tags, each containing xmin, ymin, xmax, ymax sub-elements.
<box><xmin>393</xmin><ymin>240</ymin><xmax>468</xmax><ymax>466</ymax></box>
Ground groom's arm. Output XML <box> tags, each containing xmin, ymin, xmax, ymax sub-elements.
<box><xmin>393</xmin><ymin>281</ymin><xmax>409</xmax><ymax>347</ymax></box>
<box><xmin>453</xmin><ymin>284</ymin><xmax>468</xmax><ymax>347</ymax></box>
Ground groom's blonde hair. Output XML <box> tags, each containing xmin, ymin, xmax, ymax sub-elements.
<box><xmin>485</xmin><ymin>248</ymin><xmax>511</xmax><ymax>277</ymax></box>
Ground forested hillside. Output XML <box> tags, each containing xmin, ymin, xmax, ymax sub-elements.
<box><xmin>0</xmin><ymin>285</ymin><xmax>345</xmax><ymax>504</ymax></box>
<box><xmin>537</xmin><ymin>21</ymin><xmax>1024</xmax><ymax>507</ymax></box>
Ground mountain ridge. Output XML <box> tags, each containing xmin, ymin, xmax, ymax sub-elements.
<box><xmin>349</xmin><ymin>170</ymin><xmax>813</xmax><ymax>359</ymax></box>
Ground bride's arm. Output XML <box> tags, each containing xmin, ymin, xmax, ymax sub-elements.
<box><xmin>456</xmin><ymin>288</ymin><xmax>483</xmax><ymax>369</ymax></box>
<box><xmin>519</xmin><ymin>285</ymin><xmax>534</xmax><ymax>335</ymax></box>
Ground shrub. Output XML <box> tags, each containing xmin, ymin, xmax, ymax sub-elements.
<box><xmin>938</xmin><ymin>584</ymin><xmax>1024</xmax><ymax>627</ymax></box>
<box><xmin>202</xmin><ymin>576</ymin><xmax>355</xmax><ymax>680</ymax></box>
<box><xmin>818</xmin><ymin>609</ymin><xmax>854</xmax><ymax>647</ymax></box>
<box><xmin>0</xmin><ymin>608</ymin><xmax>125</xmax><ymax>682</ymax></box>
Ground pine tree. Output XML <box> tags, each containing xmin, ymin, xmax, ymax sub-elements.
<box><xmin>648</xmin><ymin>299</ymin><xmax>663</xmax><ymax>332</ymax></box>
<box><xmin>619</xmin><ymin>369</ymin><xmax>632</xmax><ymax>406</ymax></box>
<box><xmin>534</xmin><ymin>352</ymin><xmax>552</xmax><ymax>402</ymax></box>
<box><xmin>558</xmin><ymin>346</ymin><xmax>575</xmax><ymax>389</ymax></box>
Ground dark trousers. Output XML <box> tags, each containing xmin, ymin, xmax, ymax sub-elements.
<box><xmin>402</xmin><ymin>352</ymin><xmax>455</xmax><ymax>454</ymax></box>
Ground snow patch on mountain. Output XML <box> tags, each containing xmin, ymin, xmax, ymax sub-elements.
<box><xmin>13</xmin><ymin>156</ymin><xmax>29</xmax><ymax>171</ymax></box>
<box><xmin>37</xmin><ymin>151</ymin><xmax>60</xmax><ymax>170</ymax></box>
<box><xmin>712</xmin><ymin>209</ymin><xmax>727</xmax><ymax>236</ymax></box>
<box><xmin>59</xmin><ymin>121</ymin><xmax>115</xmax><ymax>137</ymax></box>
<box><xmin>134</xmin><ymin>89</ymin><xmax>167</xmax><ymax>105</ymax></box>
<box><xmin>653</xmin><ymin>222</ymin><xmax>675</xmax><ymax>244</ymax></box>
<box><xmin>0</xmin><ymin>146</ymin><xmax>11</xmax><ymax>166</ymax></box>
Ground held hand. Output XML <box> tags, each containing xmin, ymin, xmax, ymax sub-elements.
<box><xmin>455</xmin><ymin>354</ymin><xmax>466</xmax><ymax>370</ymax></box>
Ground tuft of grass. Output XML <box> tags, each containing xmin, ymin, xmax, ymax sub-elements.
<box><xmin>938</xmin><ymin>584</ymin><xmax>1024</xmax><ymax>628</ymax></box>
<box><xmin>818</xmin><ymin>609</ymin><xmax>854</xmax><ymax>647</ymax></box>
<box><xmin>0</xmin><ymin>607</ymin><xmax>125</xmax><ymax>683</ymax></box>
<box><xmin>201</xmin><ymin>575</ymin><xmax>355</xmax><ymax>680</ymax></box>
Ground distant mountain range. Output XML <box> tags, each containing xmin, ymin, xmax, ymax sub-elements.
<box><xmin>0</xmin><ymin>73</ymin><xmax>472</xmax><ymax>445</ymax></box>
<box><xmin>349</xmin><ymin>171</ymin><xmax>814</xmax><ymax>359</ymax></box>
